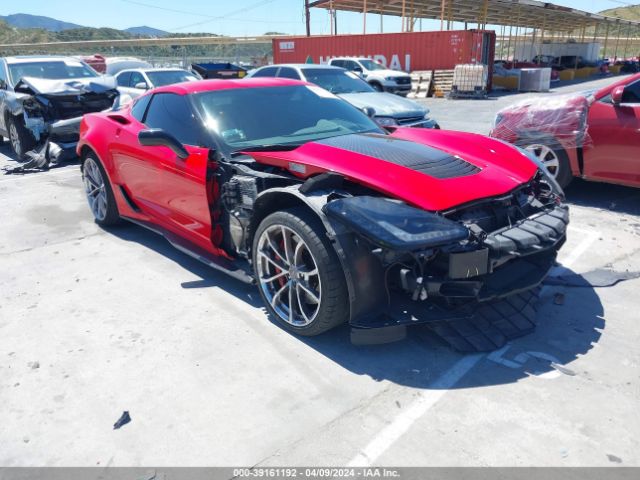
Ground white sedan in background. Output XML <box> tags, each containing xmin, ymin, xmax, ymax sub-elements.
<box><xmin>115</xmin><ymin>68</ymin><xmax>200</xmax><ymax>100</ymax></box>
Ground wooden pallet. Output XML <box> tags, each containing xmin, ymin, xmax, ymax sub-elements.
<box><xmin>432</xmin><ymin>69</ymin><xmax>454</xmax><ymax>98</ymax></box>
<box><xmin>408</xmin><ymin>70</ymin><xmax>433</xmax><ymax>99</ymax></box>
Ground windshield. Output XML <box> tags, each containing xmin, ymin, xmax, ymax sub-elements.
<box><xmin>147</xmin><ymin>70</ymin><xmax>199</xmax><ymax>87</ymax></box>
<box><xmin>192</xmin><ymin>85</ymin><xmax>382</xmax><ymax>152</ymax></box>
<box><xmin>303</xmin><ymin>69</ymin><xmax>374</xmax><ymax>94</ymax></box>
<box><xmin>8</xmin><ymin>60</ymin><xmax>97</xmax><ymax>84</ymax></box>
<box><xmin>359</xmin><ymin>59</ymin><xmax>386</xmax><ymax>71</ymax></box>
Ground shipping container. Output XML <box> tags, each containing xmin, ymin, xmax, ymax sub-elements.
<box><xmin>272</xmin><ymin>30</ymin><xmax>496</xmax><ymax>73</ymax></box>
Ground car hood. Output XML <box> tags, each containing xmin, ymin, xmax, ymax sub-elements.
<box><xmin>338</xmin><ymin>92</ymin><xmax>426</xmax><ymax>118</ymax></box>
<box><xmin>14</xmin><ymin>75</ymin><xmax>118</xmax><ymax>96</ymax></box>
<box><xmin>249</xmin><ymin>129</ymin><xmax>538</xmax><ymax>212</ymax></box>
<box><xmin>368</xmin><ymin>69</ymin><xmax>409</xmax><ymax>78</ymax></box>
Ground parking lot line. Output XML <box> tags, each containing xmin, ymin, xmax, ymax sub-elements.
<box><xmin>561</xmin><ymin>226</ymin><xmax>600</xmax><ymax>269</ymax></box>
<box><xmin>346</xmin><ymin>226</ymin><xmax>601</xmax><ymax>467</ymax></box>
<box><xmin>346</xmin><ymin>354</ymin><xmax>483</xmax><ymax>467</ymax></box>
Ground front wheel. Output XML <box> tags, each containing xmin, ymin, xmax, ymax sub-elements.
<box><xmin>522</xmin><ymin>141</ymin><xmax>573</xmax><ymax>188</ymax></box>
<box><xmin>370</xmin><ymin>81</ymin><xmax>384</xmax><ymax>92</ymax></box>
<box><xmin>7</xmin><ymin>115</ymin><xmax>35</xmax><ymax>160</ymax></box>
<box><xmin>252</xmin><ymin>207</ymin><xmax>349</xmax><ymax>336</ymax></box>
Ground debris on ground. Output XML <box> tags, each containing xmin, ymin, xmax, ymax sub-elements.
<box><xmin>553</xmin><ymin>293</ymin><xmax>565</xmax><ymax>305</ymax></box>
<box><xmin>551</xmin><ymin>363</ymin><xmax>577</xmax><ymax>376</ymax></box>
<box><xmin>113</xmin><ymin>411</ymin><xmax>131</xmax><ymax>430</ymax></box>
<box><xmin>607</xmin><ymin>454</ymin><xmax>623</xmax><ymax>463</ymax></box>
<box><xmin>27</xmin><ymin>361</ymin><xmax>40</xmax><ymax>369</ymax></box>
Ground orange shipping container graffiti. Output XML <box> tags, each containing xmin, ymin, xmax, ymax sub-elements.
<box><xmin>272</xmin><ymin>30</ymin><xmax>496</xmax><ymax>72</ymax></box>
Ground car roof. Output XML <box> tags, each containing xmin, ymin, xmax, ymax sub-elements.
<box><xmin>152</xmin><ymin>77</ymin><xmax>309</xmax><ymax>95</ymax></box>
<box><xmin>117</xmin><ymin>68</ymin><xmax>191</xmax><ymax>74</ymax></box>
<box><xmin>4</xmin><ymin>55</ymin><xmax>83</xmax><ymax>64</ymax></box>
<box><xmin>595</xmin><ymin>71</ymin><xmax>640</xmax><ymax>98</ymax></box>
<box><xmin>330</xmin><ymin>57</ymin><xmax>370</xmax><ymax>61</ymax></box>
<box><xmin>259</xmin><ymin>63</ymin><xmax>342</xmax><ymax>70</ymax></box>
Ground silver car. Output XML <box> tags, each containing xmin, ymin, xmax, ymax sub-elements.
<box><xmin>246</xmin><ymin>64</ymin><xmax>439</xmax><ymax>129</ymax></box>
<box><xmin>115</xmin><ymin>68</ymin><xmax>200</xmax><ymax>101</ymax></box>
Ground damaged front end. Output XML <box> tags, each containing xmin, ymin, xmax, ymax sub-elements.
<box><xmin>13</xmin><ymin>76</ymin><xmax>119</xmax><ymax>169</ymax></box>
<box><xmin>322</xmin><ymin>169</ymin><xmax>568</xmax><ymax>351</ymax></box>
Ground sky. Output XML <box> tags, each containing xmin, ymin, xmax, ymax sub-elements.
<box><xmin>1</xmin><ymin>0</ymin><xmax>637</xmax><ymax>37</ymax></box>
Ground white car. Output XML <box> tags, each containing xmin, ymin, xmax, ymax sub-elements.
<box><xmin>328</xmin><ymin>57</ymin><xmax>411</xmax><ymax>96</ymax></box>
<box><xmin>114</xmin><ymin>68</ymin><xmax>200</xmax><ymax>100</ymax></box>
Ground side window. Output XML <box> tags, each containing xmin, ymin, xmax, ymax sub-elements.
<box><xmin>331</xmin><ymin>60</ymin><xmax>344</xmax><ymax>68</ymax></box>
<box><xmin>622</xmin><ymin>80</ymin><xmax>640</xmax><ymax>104</ymax></box>
<box><xmin>0</xmin><ymin>61</ymin><xmax>6</xmax><ymax>84</ymax></box>
<box><xmin>143</xmin><ymin>93</ymin><xmax>201</xmax><ymax>146</ymax></box>
<box><xmin>251</xmin><ymin>67</ymin><xmax>278</xmax><ymax>78</ymax></box>
<box><xmin>345</xmin><ymin>61</ymin><xmax>359</xmax><ymax>71</ymax></box>
<box><xmin>278</xmin><ymin>67</ymin><xmax>301</xmax><ymax>80</ymax></box>
<box><xmin>130</xmin><ymin>94</ymin><xmax>151</xmax><ymax>122</ymax></box>
<box><xmin>129</xmin><ymin>72</ymin><xmax>147</xmax><ymax>88</ymax></box>
<box><xmin>116</xmin><ymin>72</ymin><xmax>131</xmax><ymax>87</ymax></box>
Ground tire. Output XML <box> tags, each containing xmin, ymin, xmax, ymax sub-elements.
<box><xmin>519</xmin><ymin>135</ymin><xmax>573</xmax><ymax>188</ymax></box>
<box><xmin>82</xmin><ymin>153</ymin><xmax>121</xmax><ymax>226</ymax></box>
<box><xmin>252</xmin><ymin>207</ymin><xmax>349</xmax><ymax>336</ymax></box>
<box><xmin>7</xmin><ymin>114</ymin><xmax>36</xmax><ymax>160</ymax></box>
<box><xmin>370</xmin><ymin>81</ymin><xmax>384</xmax><ymax>92</ymax></box>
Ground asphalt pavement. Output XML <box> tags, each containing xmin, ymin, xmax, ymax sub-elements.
<box><xmin>0</xmin><ymin>75</ymin><xmax>639</xmax><ymax>467</ymax></box>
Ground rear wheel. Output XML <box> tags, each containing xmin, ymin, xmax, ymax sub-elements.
<box><xmin>521</xmin><ymin>139</ymin><xmax>572</xmax><ymax>188</ymax></box>
<box><xmin>82</xmin><ymin>154</ymin><xmax>121</xmax><ymax>226</ymax></box>
<box><xmin>252</xmin><ymin>207</ymin><xmax>349</xmax><ymax>336</ymax></box>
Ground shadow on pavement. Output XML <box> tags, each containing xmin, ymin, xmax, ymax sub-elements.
<box><xmin>106</xmin><ymin>221</ymin><xmax>604</xmax><ymax>390</ymax></box>
<box><xmin>565</xmin><ymin>179</ymin><xmax>640</xmax><ymax>216</ymax></box>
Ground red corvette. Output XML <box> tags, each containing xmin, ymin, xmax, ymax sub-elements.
<box><xmin>77</xmin><ymin>78</ymin><xmax>568</xmax><ymax>351</ymax></box>
<box><xmin>491</xmin><ymin>73</ymin><xmax>640</xmax><ymax>188</ymax></box>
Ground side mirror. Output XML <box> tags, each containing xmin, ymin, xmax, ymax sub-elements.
<box><xmin>361</xmin><ymin>106</ymin><xmax>376</xmax><ymax>118</ymax></box>
<box><xmin>611</xmin><ymin>85</ymin><xmax>625</xmax><ymax>105</ymax></box>
<box><xmin>138</xmin><ymin>129</ymin><xmax>189</xmax><ymax>159</ymax></box>
<box><xmin>134</xmin><ymin>82</ymin><xmax>149</xmax><ymax>90</ymax></box>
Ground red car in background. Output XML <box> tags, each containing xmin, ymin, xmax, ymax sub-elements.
<box><xmin>77</xmin><ymin>78</ymin><xmax>568</xmax><ymax>351</ymax></box>
<box><xmin>491</xmin><ymin>73</ymin><xmax>640</xmax><ymax>188</ymax></box>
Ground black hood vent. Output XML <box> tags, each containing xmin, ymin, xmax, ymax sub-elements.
<box><xmin>315</xmin><ymin>133</ymin><xmax>480</xmax><ymax>179</ymax></box>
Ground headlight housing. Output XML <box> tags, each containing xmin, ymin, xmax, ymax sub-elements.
<box><xmin>384</xmin><ymin>76</ymin><xmax>397</xmax><ymax>82</ymax></box>
<box><xmin>375</xmin><ymin>116</ymin><xmax>399</xmax><ymax>127</ymax></box>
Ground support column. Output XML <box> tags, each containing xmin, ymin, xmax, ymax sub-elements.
<box><xmin>363</xmin><ymin>0</ymin><xmax>367</xmax><ymax>34</ymax></box>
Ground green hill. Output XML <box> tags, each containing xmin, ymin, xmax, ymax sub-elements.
<box><xmin>599</xmin><ymin>4</ymin><xmax>640</xmax><ymax>22</ymax></box>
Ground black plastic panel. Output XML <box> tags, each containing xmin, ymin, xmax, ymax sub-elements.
<box><xmin>323</xmin><ymin>196</ymin><xmax>469</xmax><ymax>250</ymax></box>
<box><xmin>315</xmin><ymin>133</ymin><xmax>481</xmax><ymax>179</ymax></box>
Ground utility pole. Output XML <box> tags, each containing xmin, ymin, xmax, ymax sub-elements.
<box><xmin>305</xmin><ymin>0</ymin><xmax>311</xmax><ymax>37</ymax></box>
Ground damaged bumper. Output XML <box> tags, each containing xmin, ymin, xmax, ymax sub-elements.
<box><xmin>323</xmin><ymin>194</ymin><xmax>569</xmax><ymax>351</ymax></box>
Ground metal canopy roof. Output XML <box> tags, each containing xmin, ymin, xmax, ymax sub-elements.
<box><xmin>310</xmin><ymin>0</ymin><xmax>640</xmax><ymax>32</ymax></box>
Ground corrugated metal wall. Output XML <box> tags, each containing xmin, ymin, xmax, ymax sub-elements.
<box><xmin>272</xmin><ymin>30</ymin><xmax>496</xmax><ymax>72</ymax></box>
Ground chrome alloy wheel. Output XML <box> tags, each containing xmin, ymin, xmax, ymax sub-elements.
<box><xmin>256</xmin><ymin>225</ymin><xmax>322</xmax><ymax>327</ymax></box>
<box><xmin>9</xmin><ymin>122</ymin><xmax>21</xmax><ymax>157</ymax></box>
<box><xmin>524</xmin><ymin>144</ymin><xmax>560</xmax><ymax>178</ymax></box>
<box><xmin>83</xmin><ymin>157</ymin><xmax>108</xmax><ymax>221</ymax></box>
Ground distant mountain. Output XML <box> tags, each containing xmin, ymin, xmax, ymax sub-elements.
<box><xmin>0</xmin><ymin>13</ymin><xmax>83</xmax><ymax>31</ymax></box>
<box><xmin>599</xmin><ymin>4</ymin><xmax>640</xmax><ymax>22</ymax></box>
<box><xmin>124</xmin><ymin>26</ymin><xmax>169</xmax><ymax>37</ymax></box>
